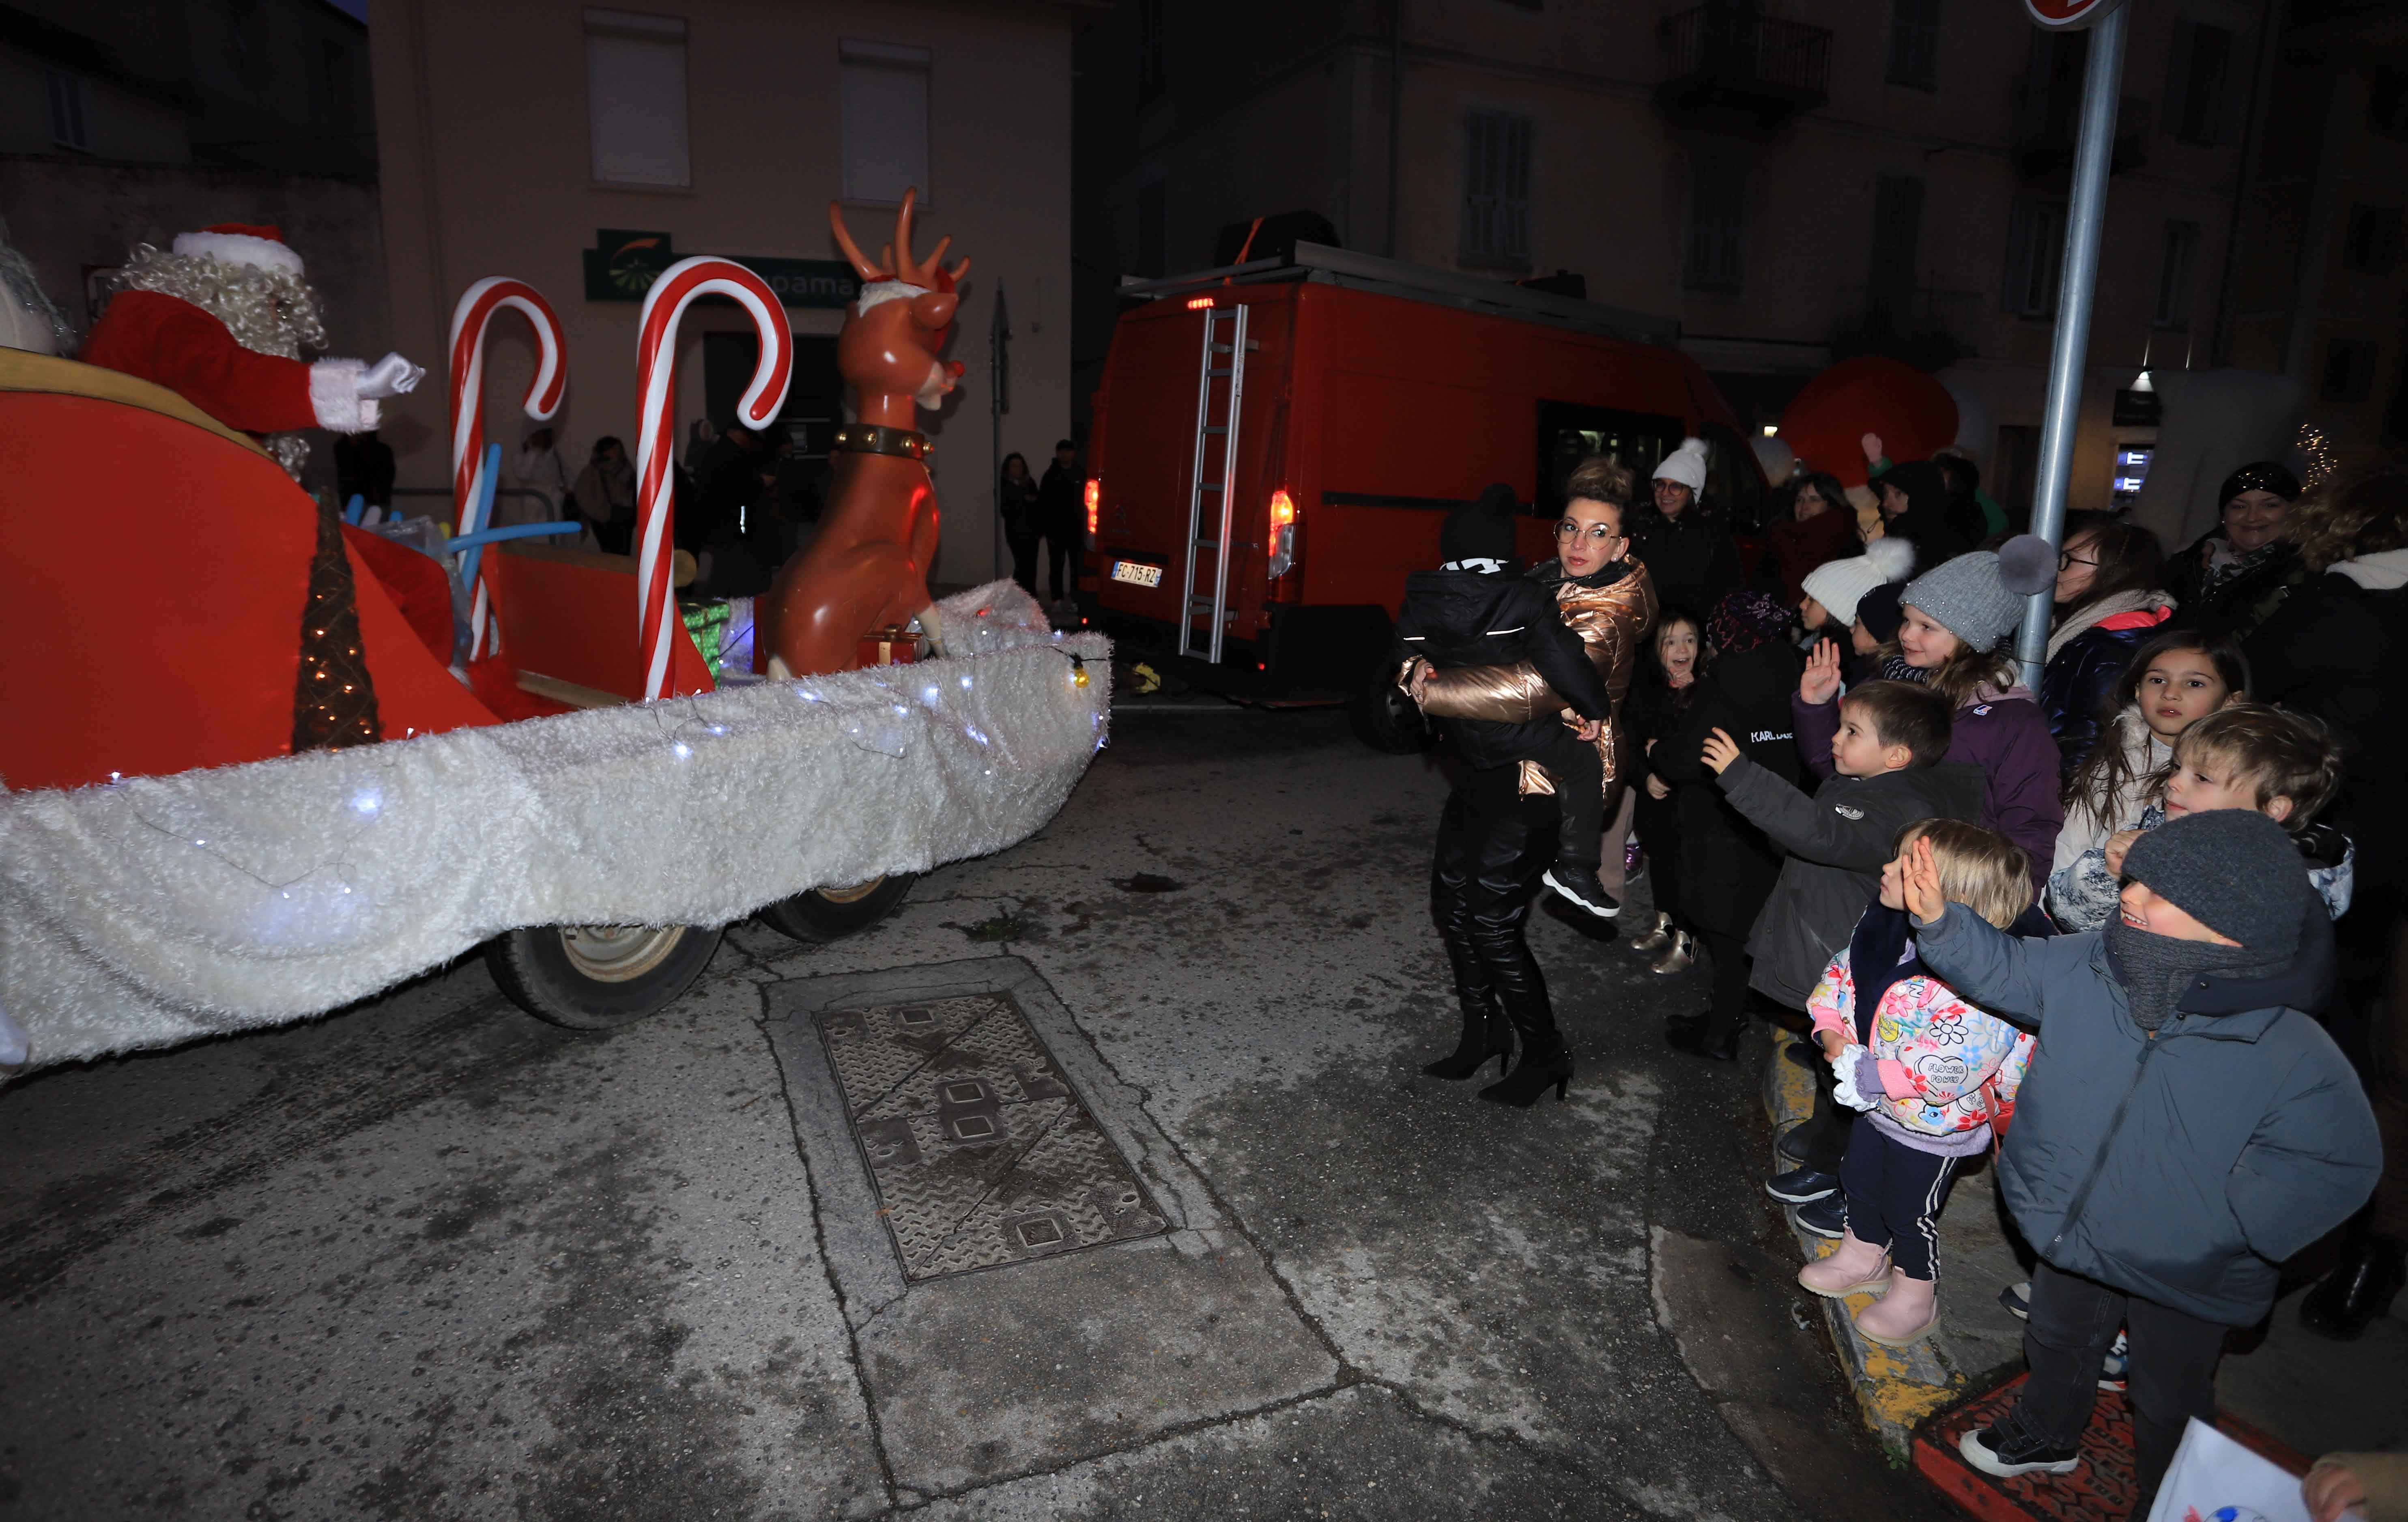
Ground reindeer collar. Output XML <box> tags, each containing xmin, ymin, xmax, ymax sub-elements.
<box><xmin>832</xmin><ymin>423</ymin><xmax>933</xmax><ymax>463</ymax></box>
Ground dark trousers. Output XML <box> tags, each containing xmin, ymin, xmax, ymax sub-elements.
<box><xmin>1037</xmin><ymin>522</ymin><xmax>1078</xmax><ymax>601</ymax></box>
<box><xmin>1838</xmin><ymin>1124</ymin><xmax>1961</xmax><ymax>1280</ymax></box>
<box><xmin>1698</xmin><ymin>929</ymin><xmax>1754</xmax><ymax>1044</ymax></box>
<box><xmin>1795</xmin><ymin>1075</ymin><xmax>1858</xmax><ymax>1175</ymax></box>
<box><xmin>1432</xmin><ymin>763</ymin><xmax>1562</xmax><ymax>1045</ymax></box>
<box><xmin>1999</xmin><ymin>1260</ymin><xmax>2226</xmax><ymax>1504</ymax></box>
<box><xmin>1633</xmin><ymin>788</ymin><xmax>1682</xmax><ymax>927</ymax></box>
<box><xmin>1537</xmin><ymin>733</ymin><xmax>1606</xmax><ymax>868</ymax></box>
<box><xmin>1006</xmin><ymin>528</ymin><xmax>1041</xmax><ymax>594</ymax></box>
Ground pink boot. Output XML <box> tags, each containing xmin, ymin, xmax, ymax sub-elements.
<box><xmin>1855</xmin><ymin>1268</ymin><xmax>1940</xmax><ymax>1347</ymax></box>
<box><xmin>1797</xmin><ymin>1229</ymin><xmax>1891</xmax><ymax>1298</ymax></box>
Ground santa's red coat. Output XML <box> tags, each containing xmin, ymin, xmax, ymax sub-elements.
<box><xmin>80</xmin><ymin>290</ymin><xmax>375</xmax><ymax>436</ymax></box>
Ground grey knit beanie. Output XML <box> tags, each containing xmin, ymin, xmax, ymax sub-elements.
<box><xmin>1900</xmin><ymin>534</ymin><xmax>2057</xmax><ymax>650</ymax></box>
<box><xmin>2122</xmin><ymin>810</ymin><xmax>2309</xmax><ymax>956</ymax></box>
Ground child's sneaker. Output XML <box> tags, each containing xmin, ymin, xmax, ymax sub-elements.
<box><xmin>1959</xmin><ymin>1425</ymin><xmax>2081</xmax><ymax>1479</ymax></box>
<box><xmin>1999</xmin><ymin>1281</ymin><xmax>2030</xmax><ymax>1320</ymax></box>
<box><xmin>1794</xmin><ymin>1193</ymin><xmax>1847</xmax><ymax>1239</ymax></box>
<box><xmin>1542</xmin><ymin>863</ymin><xmax>1619</xmax><ymax>919</ymax></box>
<box><xmin>2097</xmin><ymin>1329</ymin><xmax>2128</xmax><ymax>1390</ymax></box>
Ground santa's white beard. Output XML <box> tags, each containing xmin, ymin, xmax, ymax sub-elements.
<box><xmin>109</xmin><ymin>246</ymin><xmax>329</xmax><ymax>479</ymax></box>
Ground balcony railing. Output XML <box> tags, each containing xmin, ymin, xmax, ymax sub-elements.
<box><xmin>1657</xmin><ymin>6</ymin><xmax>1832</xmax><ymax>123</ymax></box>
<box><xmin>2011</xmin><ymin>80</ymin><xmax>2150</xmax><ymax>177</ymax></box>
<box><xmin>1831</xmin><ymin>284</ymin><xmax>1982</xmax><ymax>369</ymax></box>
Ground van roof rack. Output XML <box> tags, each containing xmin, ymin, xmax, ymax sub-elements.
<box><xmin>1118</xmin><ymin>242</ymin><xmax>1679</xmax><ymax>348</ymax></box>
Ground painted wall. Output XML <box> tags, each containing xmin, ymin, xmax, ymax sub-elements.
<box><xmin>371</xmin><ymin>0</ymin><xmax>1076</xmax><ymax>589</ymax></box>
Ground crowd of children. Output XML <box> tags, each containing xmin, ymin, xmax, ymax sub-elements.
<box><xmin>1398</xmin><ymin>445</ymin><xmax>2399</xmax><ymax>1518</ymax></box>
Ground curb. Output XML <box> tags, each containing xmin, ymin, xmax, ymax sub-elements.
<box><xmin>1762</xmin><ymin>1040</ymin><xmax>1968</xmax><ymax>1463</ymax></box>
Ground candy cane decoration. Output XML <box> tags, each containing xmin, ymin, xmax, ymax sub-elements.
<box><xmin>634</xmin><ymin>257</ymin><xmax>791</xmax><ymax>700</ymax></box>
<box><xmin>449</xmin><ymin>277</ymin><xmax>567</xmax><ymax>661</ymax></box>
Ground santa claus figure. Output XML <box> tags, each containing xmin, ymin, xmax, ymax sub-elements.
<box><xmin>80</xmin><ymin>222</ymin><xmax>422</xmax><ymax>478</ymax></box>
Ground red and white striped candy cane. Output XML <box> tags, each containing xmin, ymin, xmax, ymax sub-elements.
<box><xmin>634</xmin><ymin>257</ymin><xmax>791</xmax><ymax>700</ymax></box>
<box><xmin>448</xmin><ymin>277</ymin><xmax>567</xmax><ymax>661</ymax></box>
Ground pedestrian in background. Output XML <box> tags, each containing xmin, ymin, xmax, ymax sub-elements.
<box><xmin>572</xmin><ymin>435</ymin><xmax>636</xmax><ymax>555</ymax></box>
<box><xmin>1036</xmin><ymin>437</ymin><xmax>1082</xmax><ymax>606</ymax></box>
<box><xmin>1632</xmin><ymin>437</ymin><xmax>1741</xmax><ymax>619</ymax></box>
<box><xmin>1000</xmin><ymin>451</ymin><xmax>1041</xmax><ymax>594</ymax></box>
<box><xmin>1761</xmin><ymin>470</ymin><xmax>1860</xmax><ymax>607</ymax></box>
<box><xmin>2040</xmin><ymin>514</ymin><xmax>2172</xmax><ymax>785</ymax></box>
<box><xmin>2166</xmin><ymin>462</ymin><xmax>2307</xmax><ymax>644</ymax></box>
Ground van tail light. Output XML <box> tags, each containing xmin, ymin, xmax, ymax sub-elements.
<box><xmin>1084</xmin><ymin>478</ymin><xmax>1100</xmax><ymax>542</ymax></box>
<box><xmin>1266</xmin><ymin>488</ymin><xmax>1297</xmax><ymax>579</ymax></box>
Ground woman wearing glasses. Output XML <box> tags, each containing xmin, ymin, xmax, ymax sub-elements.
<box><xmin>1414</xmin><ymin>458</ymin><xmax>1660</xmax><ymax>924</ymax></box>
<box><xmin>2040</xmin><ymin>513</ymin><xmax>2173</xmax><ymax>785</ymax></box>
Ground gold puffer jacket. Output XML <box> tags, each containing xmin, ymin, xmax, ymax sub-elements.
<box><xmin>1416</xmin><ymin>559</ymin><xmax>1659</xmax><ymax>799</ymax></box>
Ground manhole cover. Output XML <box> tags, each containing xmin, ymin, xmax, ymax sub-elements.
<box><xmin>815</xmin><ymin>993</ymin><xmax>1168</xmax><ymax>1282</ymax></box>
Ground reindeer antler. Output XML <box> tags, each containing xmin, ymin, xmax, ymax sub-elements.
<box><xmin>832</xmin><ymin>189</ymin><xmax>971</xmax><ymax>292</ymax></box>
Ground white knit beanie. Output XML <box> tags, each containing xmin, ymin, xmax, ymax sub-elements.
<box><xmin>1801</xmin><ymin>537</ymin><xmax>1913</xmax><ymax>626</ymax></box>
<box><xmin>1653</xmin><ymin>436</ymin><xmax>1709</xmax><ymax>494</ymax></box>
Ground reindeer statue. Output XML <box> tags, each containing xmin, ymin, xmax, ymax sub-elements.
<box><xmin>759</xmin><ymin>189</ymin><xmax>967</xmax><ymax>677</ymax></box>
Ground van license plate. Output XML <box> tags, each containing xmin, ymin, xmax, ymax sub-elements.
<box><xmin>1110</xmin><ymin>560</ymin><xmax>1163</xmax><ymax>588</ymax></box>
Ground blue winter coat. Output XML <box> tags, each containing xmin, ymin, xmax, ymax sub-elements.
<box><xmin>1915</xmin><ymin>902</ymin><xmax>2380</xmax><ymax>1326</ymax></box>
<box><xmin>2040</xmin><ymin>621</ymin><xmax>2158</xmax><ymax>788</ymax></box>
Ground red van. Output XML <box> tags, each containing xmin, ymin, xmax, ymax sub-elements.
<box><xmin>1083</xmin><ymin>242</ymin><xmax>1769</xmax><ymax>745</ymax></box>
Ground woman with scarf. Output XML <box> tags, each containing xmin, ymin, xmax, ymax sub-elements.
<box><xmin>2040</xmin><ymin>514</ymin><xmax>2172</xmax><ymax>785</ymax></box>
<box><xmin>2167</xmin><ymin>462</ymin><xmax>2308</xmax><ymax>644</ymax></box>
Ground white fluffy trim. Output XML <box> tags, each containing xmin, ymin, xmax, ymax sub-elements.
<box><xmin>0</xmin><ymin>580</ymin><xmax>1109</xmax><ymax>1074</ymax></box>
<box><xmin>308</xmin><ymin>358</ymin><xmax>378</xmax><ymax>432</ymax></box>
<box><xmin>172</xmin><ymin>229</ymin><xmax>305</xmax><ymax>277</ymax></box>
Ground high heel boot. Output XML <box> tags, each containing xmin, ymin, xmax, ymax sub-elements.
<box><xmin>1479</xmin><ymin>1028</ymin><xmax>1573</xmax><ymax>1107</ymax></box>
<box><xmin>1421</xmin><ymin>988</ymin><xmax>1514</xmax><ymax>1081</ymax></box>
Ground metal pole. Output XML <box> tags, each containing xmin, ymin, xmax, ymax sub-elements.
<box><xmin>2015</xmin><ymin>4</ymin><xmax>2128</xmax><ymax>692</ymax></box>
<box><xmin>991</xmin><ymin>279</ymin><xmax>1006</xmax><ymax>587</ymax></box>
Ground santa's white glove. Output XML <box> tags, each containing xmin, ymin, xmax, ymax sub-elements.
<box><xmin>356</xmin><ymin>352</ymin><xmax>425</xmax><ymax>400</ymax></box>
<box><xmin>1830</xmin><ymin>1045</ymin><xmax>1878</xmax><ymax>1112</ymax></box>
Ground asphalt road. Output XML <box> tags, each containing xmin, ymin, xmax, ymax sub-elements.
<box><xmin>0</xmin><ymin>705</ymin><xmax>1949</xmax><ymax>1521</ymax></box>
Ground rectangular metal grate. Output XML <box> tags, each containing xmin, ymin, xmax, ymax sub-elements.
<box><xmin>815</xmin><ymin>994</ymin><xmax>1167</xmax><ymax>1282</ymax></box>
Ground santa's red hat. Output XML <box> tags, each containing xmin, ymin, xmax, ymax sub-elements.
<box><xmin>171</xmin><ymin>223</ymin><xmax>304</xmax><ymax>277</ymax></box>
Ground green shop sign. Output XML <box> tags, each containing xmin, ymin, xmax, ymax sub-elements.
<box><xmin>583</xmin><ymin>229</ymin><xmax>860</xmax><ymax>309</ymax></box>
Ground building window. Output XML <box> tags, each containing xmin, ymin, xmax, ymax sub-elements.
<box><xmin>2372</xmin><ymin>67</ymin><xmax>2408</xmax><ymax>141</ymax></box>
<box><xmin>2342</xmin><ymin>204</ymin><xmax>2401</xmax><ymax>274</ymax></box>
<box><xmin>2001</xmin><ymin>196</ymin><xmax>2065</xmax><ymax>316</ymax></box>
<box><xmin>2164</xmin><ymin>21</ymin><xmax>2233</xmax><ymax>146</ymax></box>
<box><xmin>1887</xmin><ymin>0</ymin><xmax>1940</xmax><ymax>91</ymax></box>
<box><xmin>585</xmin><ymin>9</ymin><xmax>689</xmax><ymax>188</ymax></box>
<box><xmin>1461</xmin><ymin>110</ymin><xmax>1533</xmax><ymax>271</ymax></box>
<box><xmin>1135</xmin><ymin>0</ymin><xmax>1166</xmax><ymax>106</ymax></box>
<box><xmin>2154</xmin><ymin>220</ymin><xmax>2200</xmax><ymax>328</ymax></box>
<box><xmin>1681</xmin><ymin>149</ymin><xmax>1746</xmax><ymax>292</ymax></box>
<box><xmin>1136</xmin><ymin>181</ymin><xmax>1165</xmax><ymax>278</ymax></box>
<box><xmin>45</xmin><ymin>69</ymin><xmax>90</xmax><ymax>152</ymax></box>
<box><xmin>2322</xmin><ymin>336</ymin><xmax>2378</xmax><ymax>404</ymax></box>
<box><xmin>1868</xmin><ymin>173</ymin><xmax>1926</xmax><ymax>291</ymax></box>
<box><xmin>841</xmin><ymin>40</ymin><xmax>931</xmax><ymax>206</ymax></box>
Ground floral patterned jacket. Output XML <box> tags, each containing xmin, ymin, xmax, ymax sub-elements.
<box><xmin>1808</xmin><ymin>946</ymin><xmax>2035</xmax><ymax>1146</ymax></box>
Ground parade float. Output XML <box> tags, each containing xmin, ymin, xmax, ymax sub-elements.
<box><xmin>0</xmin><ymin>196</ymin><xmax>1109</xmax><ymax>1075</ymax></box>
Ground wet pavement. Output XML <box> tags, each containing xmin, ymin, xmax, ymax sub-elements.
<box><xmin>0</xmin><ymin>707</ymin><xmax>1944</xmax><ymax>1521</ymax></box>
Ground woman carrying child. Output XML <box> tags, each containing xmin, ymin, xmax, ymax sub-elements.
<box><xmin>1413</xmin><ymin>457</ymin><xmax>1659</xmax><ymax>920</ymax></box>
<box><xmin>1798</xmin><ymin>820</ymin><xmax>2038</xmax><ymax>1348</ymax></box>
<box><xmin>2046</xmin><ymin>631</ymin><xmax>2248</xmax><ymax>931</ymax></box>
<box><xmin>1795</xmin><ymin>539</ymin><xmax>2063</xmax><ymax>891</ymax></box>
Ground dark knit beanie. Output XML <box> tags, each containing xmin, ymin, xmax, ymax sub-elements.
<box><xmin>2122</xmin><ymin>810</ymin><xmax>2309</xmax><ymax>956</ymax></box>
<box><xmin>1708</xmin><ymin>589</ymin><xmax>1793</xmax><ymax>654</ymax></box>
<box><xmin>1881</xmin><ymin>460</ymin><xmax>1948</xmax><ymax>518</ymax></box>
<box><xmin>1858</xmin><ymin>580</ymin><xmax>1907</xmax><ymax>643</ymax></box>
<box><xmin>2217</xmin><ymin>461</ymin><xmax>2300</xmax><ymax>506</ymax></box>
<box><xmin>1440</xmin><ymin>483</ymin><xmax>1521</xmax><ymax>569</ymax></box>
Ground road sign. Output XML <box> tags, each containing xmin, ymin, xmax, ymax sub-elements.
<box><xmin>2025</xmin><ymin>0</ymin><xmax>2128</xmax><ymax>30</ymax></box>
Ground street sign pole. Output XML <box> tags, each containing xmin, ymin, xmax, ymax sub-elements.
<box><xmin>2015</xmin><ymin>0</ymin><xmax>2128</xmax><ymax>689</ymax></box>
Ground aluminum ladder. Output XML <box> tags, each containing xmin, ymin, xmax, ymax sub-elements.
<box><xmin>1176</xmin><ymin>303</ymin><xmax>1247</xmax><ymax>662</ymax></box>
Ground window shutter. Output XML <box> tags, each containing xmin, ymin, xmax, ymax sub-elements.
<box><xmin>585</xmin><ymin>10</ymin><xmax>689</xmax><ymax>188</ymax></box>
<box><xmin>2163</xmin><ymin>22</ymin><xmax>2194</xmax><ymax>142</ymax></box>
<box><xmin>841</xmin><ymin>40</ymin><xmax>932</xmax><ymax>206</ymax></box>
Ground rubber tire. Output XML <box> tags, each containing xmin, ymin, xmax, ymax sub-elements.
<box><xmin>757</xmin><ymin>873</ymin><xmax>917</xmax><ymax>943</ymax></box>
<box><xmin>1349</xmin><ymin>666</ymin><xmax>1431</xmax><ymax>754</ymax></box>
<box><xmin>486</xmin><ymin>923</ymin><xmax>725</xmax><ymax>1030</ymax></box>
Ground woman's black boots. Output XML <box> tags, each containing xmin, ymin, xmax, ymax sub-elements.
<box><xmin>2300</xmin><ymin>1210</ymin><xmax>2407</xmax><ymax>1340</ymax></box>
<box><xmin>1423</xmin><ymin>988</ymin><xmax>1514</xmax><ymax>1080</ymax></box>
<box><xmin>1479</xmin><ymin>1028</ymin><xmax>1573</xmax><ymax>1107</ymax></box>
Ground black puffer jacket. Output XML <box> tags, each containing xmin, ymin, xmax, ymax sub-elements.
<box><xmin>1631</xmin><ymin>507</ymin><xmax>1742</xmax><ymax>623</ymax></box>
<box><xmin>2166</xmin><ymin>533</ymin><xmax>2309</xmax><ymax>645</ymax></box>
<box><xmin>1648</xmin><ymin>642</ymin><xmax>1805</xmax><ymax>939</ymax></box>
<box><xmin>1397</xmin><ymin>568</ymin><xmax>1612</xmax><ymax>771</ymax></box>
